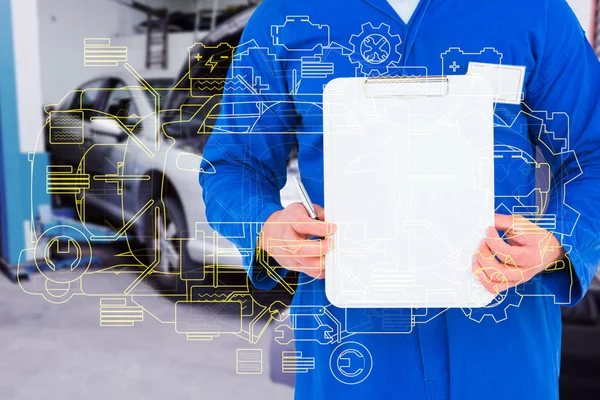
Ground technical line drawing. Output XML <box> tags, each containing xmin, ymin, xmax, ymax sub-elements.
<box><xmin>99</xmin><ymin>297</ymin><xmax>144</xmax><ymax>327</ymax></box>
<box><xmin>271</xmin><ymin>302</ymin><xmax>343</xmax><ymax>345</ymax></box>
<box><xmin>464</xmin><ymin>286</ymin><xmax>524</xmax><ymax>323</ymax></box>
<box><xmin>349</xmin><ymin>22</ymin><xmax>402</xmax><ymax>76</ymax></box>
<box><xmin>49</xmin><ymin>110</ymin><xmax>84</xmax><ymax>144</ymax></box>
<box><xmin>440</xmin><ymin>47</ymin><xmax>503</xmax><ymax>76</ymax></box>
<box><xmin>282</xmin><ymin>351</ymin><xmax>316</xmax><ymax>374</ymax></box>
<box><xmin>84</xmin><ymin>38</ymin><xmax>128</xmax><ymax>67</ymax></box>
<box><xmin>236</xmin><ymin>348</ymin><xmax>263</xmax><ymax>374</ymax></box>
<box><xmin>329</xmin><ymin>342</ymin><xmax>373</xmax><ymax>385</ymax></box>
<box><xmin>45</xmin><ymin>165</ymin><xmax>90</xmax><ymax>195</ymax></box>
<box><xmin>15</xmin><ymin>31</ymin><xmax>582</xmax><ymax>345</ymax></box>
<box><xmin>272</xmin><ymin>15</ymin><xmax>330</xmax><ymax>53</ymax></box>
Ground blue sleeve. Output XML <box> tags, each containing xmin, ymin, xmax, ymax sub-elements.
<box><xmin>198</xmin><ymin>3</ymin><xmax>297</xmax><ymax>290</ymax></box>
<box><xmin>526</xmin><ymin>0</ymin><xmax>600</xmax><ymax>305</ymax></box>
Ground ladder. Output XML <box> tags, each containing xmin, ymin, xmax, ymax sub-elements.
<box><xmin>145</xmin><ymin>7</ymin><xmax>169</xmax><ymax>70</ymax></box>
<box><xmin>110</xmin><ymin>1</ymin><xmax>170</xmax><ymax>69</ymax></box>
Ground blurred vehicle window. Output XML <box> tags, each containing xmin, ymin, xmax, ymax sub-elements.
<box><xmin>77</xmin><ymin>78</ymin><xmax>105</xmax><ymax>110</ymax></box>
<box><xmin>104</xmin><ymin>81</ymin><xmax>154</xmax><ymax>129</ymax></box>
<box><xmin>105</xmin><ymin>89</ymin><xmax>140</xmax><ymax>118</ymax></box>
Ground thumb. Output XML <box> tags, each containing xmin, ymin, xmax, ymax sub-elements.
<box><xmin>313</xmin><ymin>204</ymin><xmax>325</xmax><ymax>221</ymax></box>
<box><xmin>494</xmin><ymin>213</ymin><xmax>514</xmax><ymax>232</ymax></box>
<box><xmin>312</xmin><ymin>204</ymin><xmax>337</xmax><ymax>236</ymax></box>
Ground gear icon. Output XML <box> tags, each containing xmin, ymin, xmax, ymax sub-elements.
<box><xmin>463</xmin><ymin>286</ymin><xmax>524</xmax><ymax>323</ymax></box>
<box><xmin>349</xmin><ymin>22</ymin><xmax>402</xmax><ymax>76</ymax></box>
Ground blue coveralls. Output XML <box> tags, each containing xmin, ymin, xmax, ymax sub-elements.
<box><xmin>199</xmin><ymin>1</ymin><xmax>600</xmax><ymax>398</ymax></box>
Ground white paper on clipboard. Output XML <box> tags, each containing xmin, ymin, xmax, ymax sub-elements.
<box><xmin>323</xmin><ymin>75</ymin><xmax>496</xmax><ymax>308</ymax></box>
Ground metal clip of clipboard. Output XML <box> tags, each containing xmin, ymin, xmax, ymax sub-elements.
<box><xmin>364</xmin><ymin>76</ymin><xmax>449</xmax><ymax>98</ymax></box>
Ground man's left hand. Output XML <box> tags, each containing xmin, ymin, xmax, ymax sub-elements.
<box><xmin>473</xmin><ymin>213</ymin><xmax>566</xmax><ymax>295</ymax></box>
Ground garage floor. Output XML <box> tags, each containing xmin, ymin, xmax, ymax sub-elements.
<box><xmin>2</xmin><ymin>250</ymin><xmax>598</xmax><ymax>400</ymax></box>
<box><xmin>0</xmin><ymin>267</ymin><xmax>294</xmax><ymax>400</ymax></box>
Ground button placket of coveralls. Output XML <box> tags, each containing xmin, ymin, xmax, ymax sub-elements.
<box><xmin>389</xmin><ymin>1</ymin><xmax>448</xmax><ymax>399</ymax></box>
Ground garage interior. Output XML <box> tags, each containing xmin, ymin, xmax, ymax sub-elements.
<box><xmin>0</xmin><ymin>0</ymin><xmax>599</xmax><ymax>399</ymax></box>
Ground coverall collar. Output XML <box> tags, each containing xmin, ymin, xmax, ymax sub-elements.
<box><xmin>362</xmin><ymin>0</ymin><xmax>429</xmax><ymax>26</ymax></box>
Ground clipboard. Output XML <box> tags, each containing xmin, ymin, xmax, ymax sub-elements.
<box><xmin>323</xmin><ymin>75</ymin><xmax>496</xmax><ymax>308</ymax></box>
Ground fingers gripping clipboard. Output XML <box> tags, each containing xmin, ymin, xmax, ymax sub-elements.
<box><xmin>323</xmin><ymin>76</ymin><xmax>496</xmax><ymax>308</ymax></box>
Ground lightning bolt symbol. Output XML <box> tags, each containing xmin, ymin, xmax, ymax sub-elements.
<box><xmin>205</xmin><ymin>55</ymin><xmax>218</xmax><ymax>72</ymax></box>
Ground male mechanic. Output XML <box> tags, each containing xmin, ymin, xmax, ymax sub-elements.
<box><xmin>200</xmin><ymin>0</ymin><xmax>600</xmax><ymax>398</ymax></box>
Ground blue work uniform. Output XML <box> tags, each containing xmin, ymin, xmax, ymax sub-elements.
<box><xmin>199</xmin><ymin>0</ymin><xmax>600</xmax><ymax>398</ymax></box>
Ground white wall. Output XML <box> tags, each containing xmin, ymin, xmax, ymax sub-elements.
<box><xmin>37</xmin><ymin>0</ymin><xmax>213</xmax><ymax>104</ymax></box>
<box><xmin>37</xmin><ymin>0</ymin><xmax>591</xmax><ymax>107</ymax></box>
<box><xmin>567</xmin><ymin>0</ymin><xmax>596</xmax><ymax>43</ymax></box>
<box><xmin>11</xmin><ymin>0</ymin><xmax>44</xmax><ymax>153</ymax></box>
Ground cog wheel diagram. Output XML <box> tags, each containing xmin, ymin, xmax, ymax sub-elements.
<box><xmin>464</xmin><ymin>286</ymin><xmax>524</xmax><ymax>323</ymax></box>
<box><xmin>349</xmin><ymin>22</ymin><xmax>402</xmax><ymax>76</ymax></box>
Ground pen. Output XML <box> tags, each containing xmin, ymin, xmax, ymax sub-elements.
<box><xmin>293</xmin><ymin>176</ymin><xmax>319</xmax><ymax>220</ymax></box>
<box><xmin>293</xmin><ymin>176</ymin><xmax>326</xmax><ymax>241</ymax></box>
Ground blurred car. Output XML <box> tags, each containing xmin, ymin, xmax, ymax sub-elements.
<box><xmin>149</xmin><ymin>4</ymin><xmax>302</xmax><ymax>281</ymax></box>
<box><xmin>46</xmin><ymin>70</ymin><xmax>174</xmax><ymax>177</ymax></box>
<box><xmin>44</xmin><ymin>5</ymin><xmax>300</xmax><ymax>287</ymax></box>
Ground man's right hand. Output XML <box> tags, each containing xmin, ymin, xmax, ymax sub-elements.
<box><xmin>257</xmin><ymin>203</ymin><xmax>337</xmax><ymax>279</ymax></box>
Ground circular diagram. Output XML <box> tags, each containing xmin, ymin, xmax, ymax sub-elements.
<box><xmin>468</xmin><ymin>266</ymin><xmax>509</xmax><ymax>305</ymax></box>
<box><xmin>329</xmin><ymin>342</ymin><xmax>373</xmax><ymax>385</ymax></box>
<box><xmin>360</xmin><ymin>34</ymin><xmax>391</xmax><ymax>64</ymax></box>
<box><xmin>34</xmin><ymin>225</ymin><xmax>91</xmax><ymax>283</ymax></box>
<box><xmin>349</xmin><ymin>22</ymin><xmax>402</xmax><ymax>76</ymax></box>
